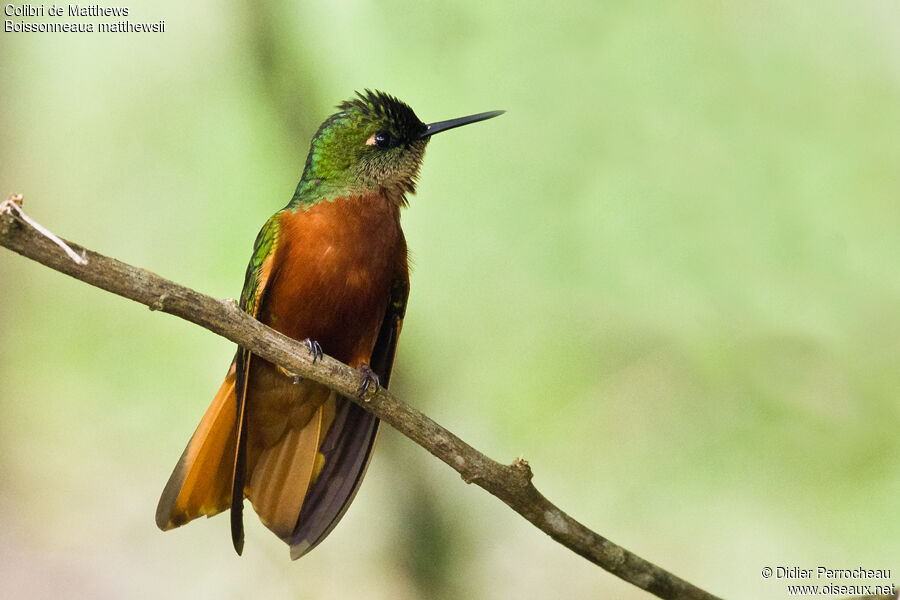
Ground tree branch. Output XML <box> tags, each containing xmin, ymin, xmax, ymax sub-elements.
<box><xmin>0</xmin><ymin>197</ymin><xmax>722</xmax><ymax>600</ymax></box>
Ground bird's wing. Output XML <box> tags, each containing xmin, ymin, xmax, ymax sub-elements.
<box><xmin>288</xmin><ymin>278</ymin><xmax>409</xmax><ymax>559</ymax></box>
<box><xmin>230</xmin><ymin>212</ymin><xmax>281</xmax><ymax>555</ymax></box>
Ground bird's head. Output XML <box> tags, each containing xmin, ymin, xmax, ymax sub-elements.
<box><xmin>296</xmin><ymin>90</ymin><xmax>503</xmax><ymax>204</ymax></box>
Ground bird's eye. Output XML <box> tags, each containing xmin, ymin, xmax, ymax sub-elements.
<box><xmin>373</xmin><ymin>130</ymin><xmax>398</xmax><ymax>149</ymax></box>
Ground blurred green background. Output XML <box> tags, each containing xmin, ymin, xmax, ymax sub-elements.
<box><xmin>1</xmin><ymin>1</ymin><xmax>898</xmax><ymax>598</ymax></box>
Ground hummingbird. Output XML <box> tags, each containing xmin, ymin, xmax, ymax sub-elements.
<box><xmin>155</xmin><ymin>90</ymin><xmax>503</xmax><ymax>559</ymax></box>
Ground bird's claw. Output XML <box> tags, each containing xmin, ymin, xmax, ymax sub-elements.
<box><xmin>356</xmin><ymin>364</ymin><xmax>380</xmax><ymax>398</ymax></box>
<box><xmin>302</xmin><ymin>338</ymin><xmax>324</xmax><ymax>363</ymax></box>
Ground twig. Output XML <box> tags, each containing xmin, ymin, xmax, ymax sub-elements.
<box><xmin>0</xmin><ymin>200</ymin><xmax>722</xmax><ymax>600</ymax></box>
<box><xmin>1</xmin><ymin>194</ymin><xmax>87</xmax><ymax>265</ymax></box>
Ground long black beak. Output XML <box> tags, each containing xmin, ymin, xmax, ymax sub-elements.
<box><xmin>419</xmin><ymin>110</ymin><xmax>505</xmax><ymax>139</ymax></box>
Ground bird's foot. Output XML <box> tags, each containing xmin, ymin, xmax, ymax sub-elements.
<box><xmin>302</xmin><ymin>338</ymin><xmax>324</xmax><ymax>363</ymax></box>
<box><xmin>356</xmin><ymin>364</ymin><xmax>380</xmax><ymax>399</ymax></box>
<box><xmin>277</xmin><ymin>365</ymin><xmax>303</xmax><ymax>384</ymax></box>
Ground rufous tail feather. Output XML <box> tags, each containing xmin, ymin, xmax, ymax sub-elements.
<box><xmin>156</xmin><ymin>364</ymin><xmax>238</xmax><ymax>530</ymax></box>
<box><xmin>246</xmin><ymin>391</ymin><xmax>337</xmax><ymax>540</ymax></box>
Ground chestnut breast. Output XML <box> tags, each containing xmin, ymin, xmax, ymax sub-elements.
<box><xmin>259</xmin><ymin>194</ymin><xmax>408</xmax><ymax>367</ymax></box>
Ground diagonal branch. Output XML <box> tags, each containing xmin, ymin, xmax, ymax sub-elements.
<box><xmin>0</xmin><ymin>197</ymin><xmax>722</xmax><ymax>600</ymax></box>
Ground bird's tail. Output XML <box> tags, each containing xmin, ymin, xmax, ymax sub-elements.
<box><xmin>156</xmin><ymin>365</ymin><xmax>380</xmax><ymax>560</ymax></box>
<box><xmin>243</xmin><ymin>385</ymin><xmax>335</xmax><ymax>541</ymax></box>
<box><xmin>241</xmin><ymin>383</ymin><xmax>381</xmax><ymax>559</ymax></box>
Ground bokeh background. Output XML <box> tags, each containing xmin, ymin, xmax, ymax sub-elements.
<box><xmin>1</xmin><ymin>1</ymin><xmax>898</xmax><ymax>598</ymax></box>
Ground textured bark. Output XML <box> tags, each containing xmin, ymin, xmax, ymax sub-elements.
<box><xmin>0</xmin><ymin>200</ymin><xmax>723</xmax><ymax>600</ymax></box>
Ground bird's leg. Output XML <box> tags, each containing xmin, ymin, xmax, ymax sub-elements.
<box><xmin>356</xmin><ymin>364</ymin><xmax>380</xmax><ymax>398</ymax></box>
<box><xmin>276</xmin><ymin>338</ymin><xmax>324</xmax><ymax>384</ymax></box>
